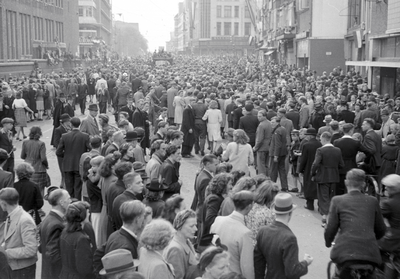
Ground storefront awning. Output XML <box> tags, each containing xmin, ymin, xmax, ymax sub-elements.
<box><xmin>346</xmin><ymin>60</ymin><xmax>400</xmax><ymax>68</ymax></box>
<box><xmin>264</xmin><ymin>50</ymin><xmax>276</xmax><ymax>56</ymax></box>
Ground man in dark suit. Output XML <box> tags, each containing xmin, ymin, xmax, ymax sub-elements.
<box><xmin>362</xmin><ymin>118</ymin><xmax>382</xmax><ymax>175</ymax></box>
<box><xmin>254</xmin><ymin>110</ymin><xmax>272</xmax><ymax>176</ymax></box>
<box><xmin>119</xmin><ymin>96</ymin><xmax>135</xmax><ymax>123</ymax></box>
<box><xmin>0</xmin><ymin>148</ymin><xmax>13</xmax><ymax>222</ymax></box>
<box><xmin>51</xmin><ymin>93</ymin><xmax>68</xmax><ymax>146</ymax></box>
<box><xmin>232</xmin><ymin>99</ymin><xmax>244</xmax><ymax>129</ymax></box>
<box><xmin>181</xmin><ymin>98</ymin><xmax>196</xmax><ymax>158</ymax></box>
<box><xmin>358</xmin><ymin>101</ymin><xmax>380</xmax><ymax>130</ymax></box>
<box><xmin>310</xmin><ymin>103</ymin><xmax>325</xmax><ymax>131</ymax></box>
<box><xmin>132</xmin><ymin>99</ymin><xmax>150</xmax><ymax>152</ymax></box>
<box><xmin>56</xmin><ymin>117</ymin><xmax>90</xmax><ymax>199</ymax></box>
<box><xmin>111</xmin><ymin>172</ymin><xmax>143</xmax><ymax>231</ymax></box>
<box><xmin>324</xmin><ymin>169</ymin><xmax>386</xmax><ymax>277</ymax></box>
<box><xmin>192</xmin><ymin>93</ymin><xmax>208</xmax><ymax>156</ymax></box>
<box><xmin>53</xmin><ymin>113</ymin><xmax>72</xmax><ymax>188</ymax></box>
<box><xmin>190</xmin><ymin>155</ymin><xmax>217</xmax><ymax>243</ymax></box>
<box><xmin>225</xmin><ymin>96</ymin><xmax>237</xmax><ymax>128</ymax></box>
<box><xmin>266</xmin><ymin>102</ymin><xmax>277</xmax><ymax>121</ymax></box>
<box><xmin>254</xmin><ymin>193</ymin><xmax>312</xmax><ymax>279</ymax></box>
<box><xmin>286</xmin><ymin>102</ymin><xmax>300</xmax><ymax>130</ymax></box>
<box><xmin>269</xmin><ymin>117</ymin><xmax>288</xmax><ymax>191</ymax></box>
<box><xmin>106</xmin><ymin>162</ymin><xmax>132</xmax><ymax>236</ymax></box>
<box><xmin>40</xmin><ymin>189</ymin><xmax>71</xmax><ymax>279</ymax></box>
<box><xmin>131</xmin><ymin>75</ymin><xmax>142</xmax><ymax>93</ymax></box>
<box><xmin>298</xmin><ymin>128</ymin><xmax>322</xmax><ymax>210</ymax></box>
<box><xmin>0</xmin><ymin>118</ymin><xmax>15</xmax><ymax>176</ymax></box>
<box><xmin>311</xmin><ymin>131</ymin><xmax>344</xmax><ymax>227</ymax></box>
<box><xmin>239</xmin><ymin>104</ymin><xmax>259</xmax><ymax>147</ymax></box>
<box><xmin>333</xmin><ymin>123</ymin><xmax>369</xmax><ymax>195</ymax></box>
<box><xmin>80</xmin><ymin>104</ymin><xmax>100</xmax><ymax>137</ymax></box>
<box><xmin>93</xmin><ymin>200</ymin><xmax>146</xmax><ymax>276</ymax></box>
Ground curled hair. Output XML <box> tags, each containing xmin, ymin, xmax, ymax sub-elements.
<box><xmin>99</xmin><ymin>153</ymin><xmax>120</xmax><ymax>178</ymax></box>
<box><xmin>119</xmin><ymin>143</ymin><xmax>133</xmax><ymax>159</ymax></box>
<box><xmin>140</xmin><ymin>219</ymin><xmax>174</xmax><ymax>251</ymax></box>
<box><xmin>15</xmin><ymin>162</ymin><xmax>35</xmax><ymax>180</ymax></box>
<box><xmin>232</xmin><ymin>177</ymin><xmax>256</xmax><ymax>194</ymax></box>
<box><xmin>230</xmin><ymin>170</ymin><xmax>246</xmax><ymax>186</ymax></box>
<box><xmin>215</xmin><ymin>162</ymin><xmax>233</xmax><ymax>174</ymax></box>
<box><xmin>65</xmin><ymin>202</ymin><xmax>88</xmax><ymax>233</ymax></box>
<box><xmin>209</xmin><ymin>173</ymin><xmax>233</xmax><ymax>196</ymax></box>
<box><xmin>166</xmin><ymin>145</ymin><xmax>180</xmax><ymax>157</ymax></box>
<box><xmin>29</xmin><ymin>126</ymin><xmax>42</xmax><ymax>140</ymax></box>
<box><xmin>161</xmin><ymin>194</ymin><xmax>184</xmax><ymax>224</ymax></box>
<box><xmin>114</xmin><ymin>162</ymin><xmax>133</xmax><ymax>180</ymax></box>
<box><xmin>254</xmin><ymin>181</ymin><xmax>279</xmax><ymax>207</ymax></box>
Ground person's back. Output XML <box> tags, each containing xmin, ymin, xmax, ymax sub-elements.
<box><xmin>324</xmin><ymin>169</ymin><xmax>386</xmax><ymax>269</ymax></box>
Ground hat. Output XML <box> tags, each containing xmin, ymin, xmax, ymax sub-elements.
<box><xmin>291</xmin><ymin>129</ymin><xmax>300</xmax><ymax>135</ymax></box>
<box><xmin>1</xmin><ymin>118</ymin><xmax>14</xmax><ymax>125</ymax></box>
<box><xmin>272</xmin><ymin>193</ymin><xmax>297</xmax><ymax>214</ymax></box>
<box><xmin>244</xmin><ymin>104</ymin><xmax>254</xmax><ymax>112</ymax></box>
<box><xmin>304</xmin><ymin>128</ymin><xmax>317</xmax><ymax>136</ymax></box>
<box><xmin>98</xmin><ymin>114</ymin><xmax>109</xmax><ymax>123</ymax></box>
<box><xmin>146</xmin><ymin>179</ymin><xmax>168</xmax><ymax>192</ymax></box>
<box><xmin>323</xmin><ymin>115</ymin><xmax>333</xmax><ymax>123</ymax></box>
<box><xmin>132</xmin><ymin>161</ymin><xmax>146</xmax><ymax>174</ymax></box>
<box><xmin>60</xmin><ymin>113</ymin><xmax>71</xmax><ymax>123</ymax></box>
<box><xmin>381</xmin><ymin>174</ymin><xmax>400</xmax><ymax>192</ymax></box>
<box><xmin>99</xmin><ymin>249</ymin><xmax>139</xmax><ymax>276</ymax></box>
<box><xmin>44</xmin><ymin>186</ymin><xmax>60</xmax><ymax>200</ymax></box>
<box><xmin>314</xmin><ymin>102</ymin><xmax>323</xmax><ymax>109</ymax></box>
<box><xmin>386</xmin><ymin>134</ymin><xmax>396</xmax><ymax>143</ymax></box>
<box><xmin>125</xmin><ymin>131</ymin><xmax>139</xmax><ymax>142</ymax></box>
<box><xmin>88</xmin><ymin>104</ymin><xmax>98</xmax><ymax>111</ymax></box>
<box><xmin>330</xmin><ymin>120</ymin><xmax>339</xmax><ymax>129</ymax></box>
<box><xmin>90</xmin><ymin>136</ymin><xmax>102</xmax><ymax>146</ymax></box>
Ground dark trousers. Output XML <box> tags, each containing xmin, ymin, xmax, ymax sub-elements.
<box><xmin>11</xmin><ymin>263</ymin><xmax>36</xmax><ymax>279</ymax></box>
<box><xmin>194</xmin><ymin>121</ymin><xmax>207</xmax><ymax>153</ymax></box>
<box><xmin>317</xmin><ymin>183</ymin><xmax>336</xmax><ymax>215</ymax></box>
<box><xmin>64</xmin><ymin>171</ymin><xmax>82</xmax><ymax>200</ymax></box>
<box><xmin>337</xmin><ymin>174</ymin><xmax>347</xmax><ymax>196</ymax></box>
<box><xmin>182</xmin><ymin>144</ymin><xmax>194</xmax><ymax>156</ymax></box>
<box><xmin>306</xmin><ymin>198</ymin><xmax>315</xmax><ymax>210</ymax></box>
<box><xmin>99</xmin><ymin>102</ymin><xmax>107</xmax><ymax>114</ymax></box>
<box><xmin>269</xmin><ymin>156</ymin><xmax>288</xmax><ymax>190</ymax></box>
<box><xmin>57</xmin><ymin>156</ymin><xmax>65</xmax><ymax>188</ymax></box>
<box><xmin>78</xmin><ymin>97</ymin><xmax>86</xmax><ymax>115</ymax></box>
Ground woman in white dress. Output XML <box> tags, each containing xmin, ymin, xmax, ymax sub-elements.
<box><xmin>173</xmin><ymin>90</ymin><xmax>185</xmax><ymax>128</ymax></box>
<box><xmin>202</xmin><ymin>100</ymin><xmax>222</xmax><ymax>153</ymax></box>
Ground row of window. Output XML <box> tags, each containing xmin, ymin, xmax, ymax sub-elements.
<box><xmin>40</xmin><ymin>0</ymin><xmax>64</xmax><ymax>8</ymax></box>
<box><xmin>216</xmin><ymin>22</ymin><xmax>251</xmax><ymax>36</ymax></box>
<box><xmin>79</xmin><ymin>6</ymin><xmax>96</xmax><ymax>17</ymax></box>
<box><xmin>216</xmin><ymin>5</ymin><xmax>250</xmax><ymax>18</ymax></box>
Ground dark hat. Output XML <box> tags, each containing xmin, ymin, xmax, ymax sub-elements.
<box><xmin>278</xmin><ymin>108</ymin><xmax>286</xmax><ymax>114</ymax></box>
<box><xmin>304</xmin><ymin>128</ymin><xmax>317</xmax><ymax>136</ymax></box>
<box><xmin>99</xmin><ymin>249</ymin><xmax>140</xmax><ymax>276</ymax></box>
<box><xmin>59</xmin><ymin>93</ymin><xmax>66</xmax><ymax>98</ymax></box>
<box><xmin>90</xmin><ymin>136</ymin><xmax>102</xmax><ymax>146</ymax></box>
<box><xmin>60</xmin><ymin>113</ymin><xmax>71</xmax><ymax>123</ymax></box>
<box><xmin>244</xmin><ymin>104</ymin><xmax>254</xmax><ymax>112</ymax></box>
<box><xmin>314</xmin><ymin>102</ymin><xmax>323</xmax><ymax>109</ymax></box>
<box><xmin>98</xmin><ymin>114</ymin><xmax>109</xmax><ymax>123</ymax></box>
<box><xmin>146</xmin><ymin>179</ymin><xmax>168</xmax><ymax>192</ymax></box>
<box><xmin>1</xmin><ymin>118</ymin><xmax>14</xmax><ymax>125</ymax></box>
<box><xmin>125</xmin><ymin>131</ymin><xmax>139</xmax><ymax>142</ymax></box>
<box><xmin>44</xmin><ymin>185</ymin><xmax>60</xmax><ymax>200</ymax></box>
<box><xmin>88</xmin><ymin>104</ymin><xmax>98</xmax><ymax>111</ymax></box>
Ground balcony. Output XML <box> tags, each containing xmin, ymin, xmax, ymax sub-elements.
<box><xmin>79</xmin><ymin>17</ymin><xmax>100</xmax><ymax>26</ymax></box>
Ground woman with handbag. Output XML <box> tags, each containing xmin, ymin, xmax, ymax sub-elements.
<box><xmin>13</xmin><ymin>162</ymin><xmax>44</xmax><ymax>225</ymax></box>
<box><xmin>21</xmin><ymin>126</ymin><xmax>51</xmax><ymax>197</ymax></box>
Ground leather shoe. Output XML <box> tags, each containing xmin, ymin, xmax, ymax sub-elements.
<box><xmin>182</xmin><ymin>154</ymin><xmax>191</xmax><ymax>158</ymax></box>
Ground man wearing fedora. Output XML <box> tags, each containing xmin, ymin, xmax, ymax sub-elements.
<box><xmin>99</xmin><ymin>249</ymin><xmax>143</xmax><ymax>279</ymax></box>
<box><xmin>298</xmin><ymin>128</ymin><xmax>321</xmax><ymax>208</ymax></box>
<box><xmin>80</xmin><ymin>104</ymin><xmax>100</xmax><ymax>137</ymax></box>
<box><xmin>53</xmin><ymin>113</ymin><xmax>72</xmax><ymax>188</ymax></box>
<box><xmin>254</xmin><ymin>193</ymin><xmax>313</xmax><ymax>279</ymax></box>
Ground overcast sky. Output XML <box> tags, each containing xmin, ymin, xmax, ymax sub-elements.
<box><xmin>112</xmin><ymin>0</ymin><xmax>180</xmax><ymax>51</ymax></box>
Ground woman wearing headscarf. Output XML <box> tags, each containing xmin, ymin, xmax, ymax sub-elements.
<box><xmin>21</xmin><ymin>126</ymin><xmax>50</xmax><ymax>196</ymax></box>
<box><xmin>164</xmin><ymin>209</ymin><xmax>198</xmax><ymax>279</ymax></box>
<box><xmin>138</xmin><ymin>219</ymin><xmax>175</xmax><ymax>279</ymax></box>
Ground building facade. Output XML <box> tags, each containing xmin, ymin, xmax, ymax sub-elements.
<box><xmin>261</xmin><ymin>0</ymin><xmax>347</xmax><ymax>75</ymax></box>
<box><xmin>0</xmin><ymin>0</ymin><xmax>79</xmax><ymax>60</ymax></box>
<box><xmin>170</xmin><ymin>0</ymin><xmax>256</xmax><ymax>55</ymax></box>
<box><xmin>78</xmin><ymin>0</ymin><xmax>112</xmax><ymax>58</ymax></box>
<box><xmin>345</xmin><ymin>0</ymin><xmax>400</xmax><ymax>97</ymax></box>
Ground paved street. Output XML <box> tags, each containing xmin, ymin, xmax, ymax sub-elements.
<box><xmin>13</xmin><ymin>111</ymin><xmax>331</xmax><ymax>279</ymax></box>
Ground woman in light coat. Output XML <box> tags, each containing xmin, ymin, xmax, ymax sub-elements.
<box><xmin>202</xmin><ymin>100</ymin><xmax>222</xmax><ymax>153</ymax></box>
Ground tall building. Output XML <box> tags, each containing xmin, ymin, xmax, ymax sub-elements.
<box><xmin>344</xmin><ymin>0</ymin><xmax>400</xmax><ymax>97</ymax></box>
<box><xmin>78</xmin><ymin>0</ymin><xmax>112</xmax><ymax>58</ymax></box>
<box><xmin>113</xmin><ymin>21</ymin><xmax>146</xmax><ymax>57</ymax></box>
<box><xmin>0</xmin><ymin>0</ymin><xmax>79</xmax><ymax>60</ymax></box>
<box><xmin>261</xmin><ymin>0</ymin><xmax>347</xmax><ymax>75</ymax></box>
<box><xmin>171</xmin><ymin>0</ymin><xmax>256</xmax><ymax>55</ymax></box>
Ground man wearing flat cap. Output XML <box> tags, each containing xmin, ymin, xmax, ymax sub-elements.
<box><xmin>80</xmin><ymin>104</ymin><xmax>100</xmax><ymax>137</ymax></box>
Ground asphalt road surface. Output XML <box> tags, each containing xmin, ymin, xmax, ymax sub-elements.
<box><xmin>11</xmin><ymin>110</ymin><xmax>331</xmax><ymax>279</ymax></box>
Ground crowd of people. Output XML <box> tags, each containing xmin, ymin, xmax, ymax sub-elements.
<box><xmin>0</xmin><ymin>53</ymin><xmax>399</xmax><ymax>279</ymax></box>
